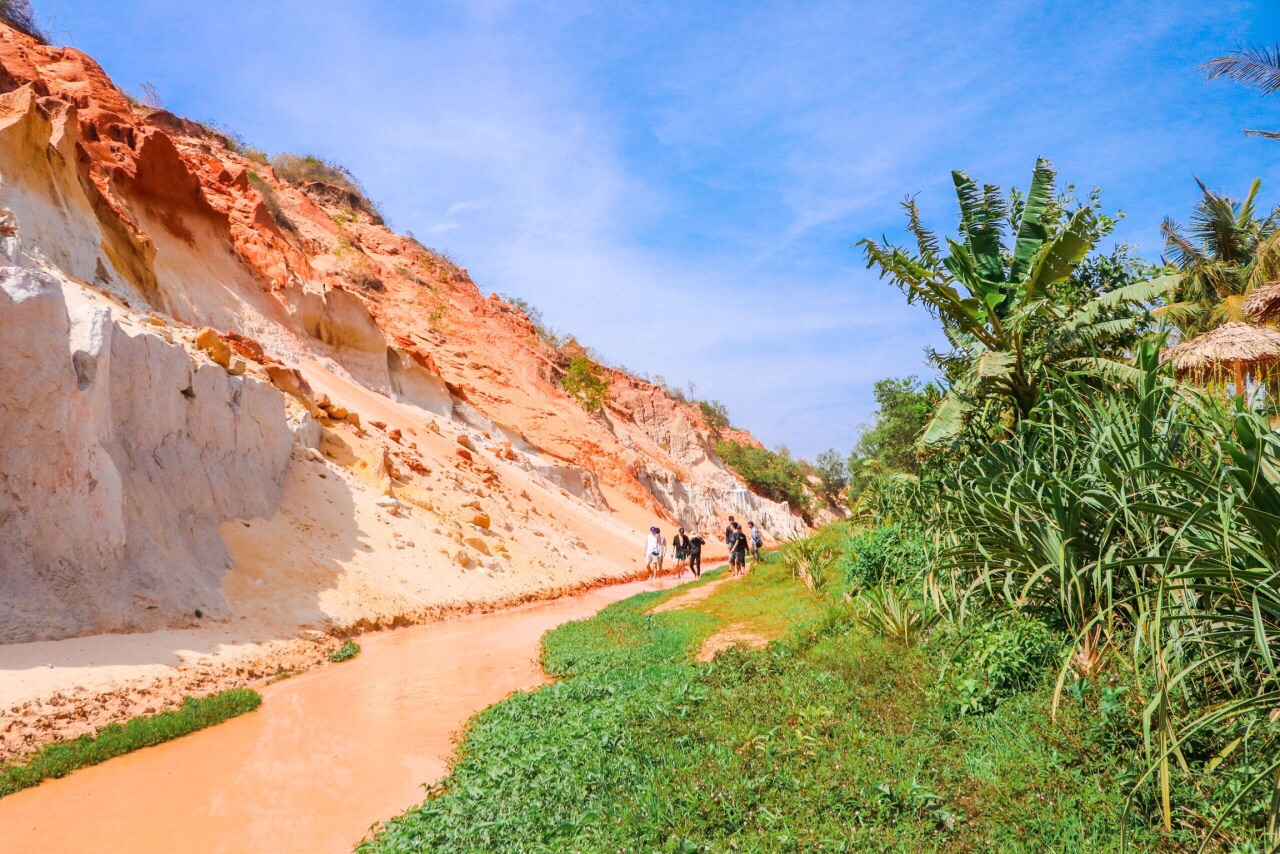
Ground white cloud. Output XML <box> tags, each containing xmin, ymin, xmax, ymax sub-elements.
<box><xmin>42</xmin><ymin>0</ymin><xmax>1280</xmax><ymax>456</ymax></box>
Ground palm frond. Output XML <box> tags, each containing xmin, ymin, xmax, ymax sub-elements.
<box><xmin>1201</xmin><ymin>45</ymin><xmax>1280</xmax><ymax>96</ymax></box>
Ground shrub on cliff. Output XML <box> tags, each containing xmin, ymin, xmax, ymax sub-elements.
<box><xmin>246</xmin><ymin>172</ymin><xmax>296</xmax><ymax>233</ymax></box>
<box><xmin>0</xmin><ymin>1</ymin><xmax>45</xmax><ymax>42</ymax></box>
<box><xmin>270</xmin><ymin>153</ymin><xmax>381</xmax><ymax>220</ymax></box>
<box><xmin>715</xmin><ymin>439</ymin><xmax>813</xmax><ymax>520</ymax></box>
<box><xmin>561</xmin><ymin>357</ymin><xmax>610</xmax><ymax>413</ymax></box>
<box><xmin>698</xmin><ymin>399</ymin><xmax>730</xmax><ymax>437</ymax></box>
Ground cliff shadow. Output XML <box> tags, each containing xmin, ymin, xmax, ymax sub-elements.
<box><xmin>0</xmin><ymin>454</ymin><xmax>364</xmax><ymax>686</ymax></box>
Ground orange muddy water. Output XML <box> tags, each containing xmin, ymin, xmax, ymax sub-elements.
<box><xmin>0</xmin><ymin>576</ymin><xmax>683</xmax><ymax>854</ymax></box>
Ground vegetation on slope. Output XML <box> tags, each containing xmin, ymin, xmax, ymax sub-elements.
<box><xmin>560</xmin><ymin>356</ymin><xmax>611</xmax><ymax>413</ymax></box>
<box><xmin>0</xmin><ymin>689</ymin><xmax>262</xmax><ymax>797</ymax></box>
<box><xmin>715</xmin><ymin>439</ymin><xmax>815</xmax><ymax>521</ymax></box>
<box><xmin>0</xmin><ymin>1</ymin><xmax>45</xmax><ymax>42</ymax></box>
<box><xmin>269</xmin><ymin>153</ymin><xmax>382</xmax><ymax>220</ymax></box>
<box><xmin>329</xmin><ymin>640</ymin><xmax>361</xmax><ymax>663</ymax></box>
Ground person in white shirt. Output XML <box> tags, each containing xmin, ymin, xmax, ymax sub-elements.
<box><xmin>644</xmin><ymin>526</ymin><xmax>662</xmax><ymax>578</ymax></box>
<box><xmin>655</xmin><ymin>528</ymin><xmax>667</xmax><ymax>576</ymax></box>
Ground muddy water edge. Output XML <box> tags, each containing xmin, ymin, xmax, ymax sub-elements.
<box><xmin>0</xmin><ymin>576</ymin><xmax>685</xmax><ymax>854</ymax></box>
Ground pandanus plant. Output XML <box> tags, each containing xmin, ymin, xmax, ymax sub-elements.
<box><xmin>938</xmin><ymin>340</ymin><xmax>1280</xmax><ymax>845</ymax></box>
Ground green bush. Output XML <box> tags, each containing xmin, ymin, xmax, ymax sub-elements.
<box><xmin>560</xmin><ymin>357</ymin><xmax>610</xmax><ymax>413</ymax></box>
<box><xmin>329</xmin><ymin>640</ymin><xmax>361</xmax><ymax>663</ymax></box>
<box><xmin>948</xmin><ymin>618</ymin><xmax>1061</xmax><ymax>716</ymax></box>
<box><xmin>698</xmin><ymin>399</ymin><xmax>730</xmax><ymax>436</ymax></box>
<box><xmin>714</xmin><ymin>438</ymin><xmax>813</xmax><ymax>520</ymax></box>
<box><xmin>0</xmin><ymin>689</ymin><xmax>262</xmax><ymax>797</ymax></box>
<box><xmin>837</xmin><ymin>522</ymin><xmax>933</xmax><ymax>588</ymax></box>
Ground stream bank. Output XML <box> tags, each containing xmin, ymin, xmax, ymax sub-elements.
<box><xmin>0</xmin><ymin>576</ymin><xmax>683</xmax><ymax>854</ymax></box>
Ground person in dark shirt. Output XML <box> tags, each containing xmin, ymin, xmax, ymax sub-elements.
<box><xmin>729</xmin><ymin>522</ymin><xmax>748</xmax><ymax>576</ymax></box>
<box><xmin>725</xmin><ymin>515</ymin><xmax>737</xmax><ymax>547</ymax></box>
<box><xmin>672</xmin><ymin>528</ymin><xmax>691</xmax><ymax>578</ymax></box>
<box><xmin>687</xmin><ymin>532</ymin><xmax>705</xmax><ymax>578</ymax></box>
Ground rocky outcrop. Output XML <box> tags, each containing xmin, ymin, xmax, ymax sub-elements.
<box><xmin>0</xmin><ymin>266</ymin><xmax>298</xmax><ymax>642</ymax></box>
<box><xmin>0</xmin><ymin>21</ymin><xmax>806</xmax><ymax>648</ymax></box>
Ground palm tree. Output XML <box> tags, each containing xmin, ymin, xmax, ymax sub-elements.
<box><xmin>860</xmin><ymin>158</ymin><xmax>1169</xmax><ymax>447</ymax></box>
<box><xmin>1159</xmin><ymin>178</ymin><xmax>1280</xmax><ymax>337</ymax></box>
<box><xmin>1202</xmin><ymin>46</ymin><xmax>1280</xmax><ymax>138</ymax></box>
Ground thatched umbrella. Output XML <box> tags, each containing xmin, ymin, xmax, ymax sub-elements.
<box><xmin>1167</xmin><ymin>321</ymin><xmax>1280</xmax><ymax>390</ymax></box>
<box><xmin>1244</xmin><ymin>283</ymin><xmax>1280</xmax><ymax>325</ymax></box>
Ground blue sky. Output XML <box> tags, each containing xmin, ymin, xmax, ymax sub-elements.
<box><xmin>37</xmin><ymin>1</ymin><xmax>1280</xmax><ymax>457</ymax></box>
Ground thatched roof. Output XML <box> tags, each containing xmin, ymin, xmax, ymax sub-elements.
<box><xmin>1168</xmin><ymin>321</ymin><xmax>1280</xmax><ymax>379</ymax></box>
<box><xmin>1244</xmin><ymin>283</ymin><xmax>1280</xmax><ymax>325</ymax></box>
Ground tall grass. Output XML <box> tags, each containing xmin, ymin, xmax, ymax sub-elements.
<box><xmin>779</xmin><ymin>535</ymin><xmax>839</xmax><ymax>592</ymax></box>
<box><xmin>858</xmin><ymin>340</ymin><xmax>1280</xmax><ymax>847</ymax></box>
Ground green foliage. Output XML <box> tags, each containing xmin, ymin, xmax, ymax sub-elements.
<box><xmin>270</xmin><ymin>153</ymin><xmax>382</xmax><ymax>220</ymax></box>
<box><xmin>329</xmin><ymin>640</ymin><xmax>361</xmax><ymax>663</ymax></box>
<box><xmin>916</xmin><ymin>340</ymin><xmax>1280</xmax><ymax>842</ymax></box>
<box><xmin>837</xmin><ymin>522</ymin><xmax>935</xmax><ymax>588</ymax></box>
<box><xmin>1202</xmin><ymin>46</ymin><xmax>1280</xmax><ymax>138</ymax></box>
<box><xmin>361</xmin><ymin>563</ymin><xmax>1181</xmax><ymax>852</ymax></box>
<box><xmin>1158</xmin><ymin>177</ymin><xmax>1280</xmax><ymax>336</ymax></box>
<box><xmin>778</xmin><ymin>535</ymin><xmax>840</xmax><ymax>593</ymax></box>
<box><xmin>813</xmin><ymin>448</ymin><xmax>848</xmax><ymax>499</ymax></box>
<box><xmin>853</xmin><ymin>580</ymin><xmax>939</xmax><ymax>646</ymax></box>
<box><xmin>0</xmin><ymin>689</ymin><xmax>262</xmax><ymax>797</ymax></box>
<box><xmin>849</xmin><ymin>375</ymin><xmax>936</xmax><ymax>477</ymax></box>
<box><xmin>715</xmin><ymin>439</ymin><xmax>814</xmax><ymax>521</ymax></box>
<box><xmin>860</xmin><ymin>158</ymin><xmax>1171</xmax><ymax>447</ymax></box>
<box><xmin>948</xmin><ymin>618</ymin><xmax>1062</xmax><ymax>716</ymax></box>
<box><xmin>698</xmin><ymin>399</ymin><xmax>730</xmax><ymax>437</ymax></box>
<box><xmin>560</xmin><ymin>356</ymin><xmax>610</xmax><ymax>413</ymax></box>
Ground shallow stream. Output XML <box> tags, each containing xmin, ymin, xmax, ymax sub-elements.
<box><xmin>0</xmin><ymin>576</ymin><xmax>681</xmax><ymax>853</ymax></box>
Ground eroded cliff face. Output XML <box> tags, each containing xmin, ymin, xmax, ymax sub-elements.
<box><xmin>0</xmin><ymin>24</ymin><xmax>805</xmax><ymax>646</ymax></box>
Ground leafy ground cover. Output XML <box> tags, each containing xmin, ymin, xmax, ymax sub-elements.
<box><xmin>360</xmin><ymin>557</ymin><xmax>1208</xmax><ymax>852</ymax></box>
<box><xmin>0</xmin><ymin>688</ymin><xmax>262</xmax><ymax>797</ymax></box>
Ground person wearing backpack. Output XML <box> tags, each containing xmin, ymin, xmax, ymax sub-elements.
<box><xmin>748</xmin><ymin>521</ymin><xmax>764</xmax><ymax>564</ymax></box>
<box><xmin>687</xmin><ymin>532</ymin><xmax>705</xmax><ymax>578</ymax></box>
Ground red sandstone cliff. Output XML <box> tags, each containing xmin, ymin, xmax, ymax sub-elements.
<box><xmin>0</xmin><ymin>20</ymin><xmax>804</xmax><ymax>666</ymax></box>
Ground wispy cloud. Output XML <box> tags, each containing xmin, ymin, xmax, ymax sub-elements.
<box><xmin>40</xmin><ymin>0</ymin><xmax>1280</xmax><ymax>455</ymax></box>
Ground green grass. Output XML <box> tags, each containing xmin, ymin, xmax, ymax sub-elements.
<box><xmin>0</xmin><ymin>688</ymin><xmax>262</xmax><ymax>797</ymax></box>
<box><xmin>359</xmin><ymin>558</ymin><xmax>1198</xmax><ymax>852</ymax></box>
<box><xmin>329</xmin><ymin>639</ymin><xmax>361</xmax><ymax>663</ymax></box>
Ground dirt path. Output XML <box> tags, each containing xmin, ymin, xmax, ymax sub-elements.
<box><xmin>0</xmin><ymin>576</ymin><xmax>686</xmax><ymax>854</ymax></box>
<box><xmin>695</xmin><ymin>624</ymin><xmax>771</xmax><ymax>662</ymax></box>
<box><xmin>646</xmin><ymin>572</ymin><xmax>773</xmax><ymax>661</ymax></box>
<box><xmin>647</xmin><ymin>572</ymin><xmax>736</xmax><ymax>614</ymax></box>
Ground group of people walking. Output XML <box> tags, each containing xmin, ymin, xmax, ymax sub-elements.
<box><xmin>643</xmin><ymin>515</ymin><xmax>763</xmax><ymax>580</ymax></box>
<box><xmin>724</xmin><ymin>515</ymin><xmax>763</xmax><ymax>576</ymax></box>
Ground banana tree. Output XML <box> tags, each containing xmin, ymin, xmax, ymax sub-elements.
<box><xmin>860</xmin><ymin>158</ymin><xmax>1173</xmax><ymax>447</ymax></box>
